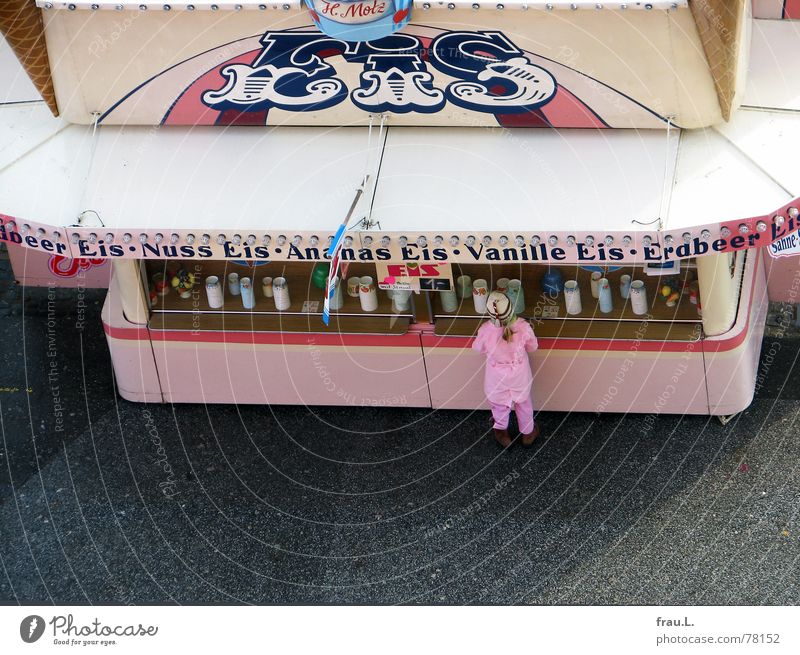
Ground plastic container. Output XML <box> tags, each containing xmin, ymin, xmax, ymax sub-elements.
<box><xmin>273</xmin><ymin>276</ymin><xmax>291</xmax><ymax>311</ymax></box>
<box><xmin>619</xmin><ymin>274</ymin><xmax>632</xmax><ymax>299</ymax></box>
<box><xmin>205</xmin><ymin>275</ymin><xmax>224</xmax><ymax>309</ymax></box>
<box><xmin>440</xmin><ymin>289</ymin><xmax>458</xmax><ymax>313</ymax></box>
<box><xmin>359</xmin><ymin>276</ymin><xmax>378</xmax><ymax>312</ymax></box>
<box><xmin>392</xmin><ymin>289</ymin><xmax>412</xmax><ymax>313</ymax></box>
<box><xmin>227</xmin><ymin>272</ymin><xmax>241</xmax><ymax>296</ymax></box>
<box><xmin>507</xmin><ymin>279</ymin><xmax>525</xmax><ymax>314</ymax></box>
<box><xmin>456</xmin><ymin>275</ymin><xmax>472</xmax><ymax>299</ymax></box>
<box><xmin>472</xmin><ymin>279</ymin><xmax>488</xmax><ymax>313</ymax></box>
<box><xmin>262</xmin><ymin>276</ymin><xmax>273</xmax><ymax>298</ymax></box>
<box><xmin>328</xmin><ymin>277</ymin><xmax>344</xmax><ymax>311</ymax></box>
<box><xmin>598</xmin><ymin>277</ymin><xmax>613</xmax><ymax>313</ymax></box>
<box><xmin>564</xmin><ymin>280</ymin><xmax>582</xmax><ymax>315</ymax></box>
<box><xmin>240</xmin><ymin>277</ymin><xmax>256</xmax><ymax>309</ymax></box>
<box><xmin>590</xmin><ymin>271</ymin><xmax>602</xmax><ymax>298</ymax></box>
<box><xmin>630</xmin><ymin>280</ymin><xmax>648</xmax><ymax>315</ymax></box>
<box><xmin>347</xmin><ymin>277</ymin><xmax>360</xmax><ymax>297</ymax></box>
<box><xmin>542</xmin><ymin>268</ymin><xmax>564</xmax><ymax>296</ymax></box>
<box><xmin>312</xmin><ymin>263</ymin><xmax>330</xmax><ymax>289</ymax></box>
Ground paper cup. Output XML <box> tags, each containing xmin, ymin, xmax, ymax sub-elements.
<box><xmin>496</xmin><ymin>278</ymin><xmax>510</xmax><ymax>293</ymax></box>
<box><xmin>619</xmin><ymin>274</ymin><xmax>632</xmax><ymax>299</ymax></box>
<box><xmin>472</xmin><ymin>279</ymin><xmax>488</xmax><ymax>314</ymax></box>
<box><xmin>359</xmin><ymin>276</ymin><xmax>378</xmax><ymax>312</ymax></box>
<box><xmin>227</xmin><ymin>272</ymin><xmax>241</xmax><ymax>296</ymax></box>
<box><xmin>240</xmin><ymin>277</ymin><xmax>256</xmax><ymax>309</ymax></box>
<box><xmin>590</xmin><ymin>271</ymin><xmax>602</xmax><ymax>298</ymax></box>
<box><xmin>440</xmin><ymin>289</ymin><xmax>458</xmax><ymax>313</ymax></box>
<box><xmin>329</xmin><ymin>277</ymin><xmax>344</xmax><ymax>311</ymax></box>
<box><xmin>508</xmin><ymin>279</ymin><xmax>525</xmax><ymax>314</ymax></box>
<box><xmin>598</xmin><ymin>277</ymin><xmax>613</xmax><ymax>313</ymax></box>
<box><xmin>630</xmin><ymin>280</ymin><xmax>648</xmax><ymax>315</ymax></box>
<box><xmin>392</xmin><ymin>289</ymin><xmax>412</xmax><ymax>313</ymax></box>
<box><xmin>261</xmin><ymin>276</ymin><xmax>273</xmax><ymax>298</ymax></box>
<box><xmin>205</xmin><ymin>275</ymin><xmax>224</xmax><ymax>309</ymax></box>
<box><xmin>273</xmin><ymin>276</ymin><xmax>291</xmax><ymax>311</ymax></box>
<box><xmin>564</xmin><ymin>280</ymin><xmax>582</xmax><ymax>315</ymax></box>
<box><xmin>347</xmin><ymin>276</ymin><xmax>360</xmax><ymax>298</ymax></box>
<box><xmin>456</xmin><ymin>275</ymin><xmax>472</xmax><ymax>299</ymax></box>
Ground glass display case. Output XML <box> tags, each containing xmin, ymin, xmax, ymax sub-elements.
<box><xmin>429</xmin><ymin>261</ymin><xmax>705</xmax><ymax>342</ymax></box>
<box><xmin>143</xmin><ymin>260</ymin><xmax>416</xmax><ymax>336</ymax></box>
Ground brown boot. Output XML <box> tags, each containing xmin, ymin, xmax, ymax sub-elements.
<box><xmin>494</xmin><ymin>428</ymin><xmax>513</xmax><ymax>449</ymax></box>
<box><xmin>521</xmin><ymin>423</ymin><xmax>540</xmax><ymax>447</ymax></box>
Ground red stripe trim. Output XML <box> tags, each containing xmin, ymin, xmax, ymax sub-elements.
<box><xmin>103</xmin><ymin>321</ymin><xmax>149</xmax><ymax>340</ymax></box>
<box><xmin>149</xmin><ymin>330</ymin><xmax>423</xmax><ymax>347</ymax></box>
<box><xmin>421</xmin><ymin>334</ymin><xmax>701</xmax><ymax>352</ymax></box>
<box><xmin>102</xmin><ymin>322</ymin><xmax>739</xmax><ymax>352</ymax></box>
<box><xmin>103</xmin><ymin>321</ymin><xmax>421</xmax><ymax>347</ymax></box>
<box><xmin>701</xmin><ymin>323</ymin><xmax>748</xmax><ymax>353</ymax></box>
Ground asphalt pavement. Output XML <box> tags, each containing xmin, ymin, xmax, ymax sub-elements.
<box><xmin>1</xmin><ymin>252</ymin><xmax>798</xmax><ymax>605</ymax></box>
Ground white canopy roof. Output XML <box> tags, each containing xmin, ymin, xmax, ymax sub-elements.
<box><xmin>0</xmin><ymin>38</ymin><xmax>41</xmax><ymax>105</ymax></box>
<box><xmin>1</xmin><ymin>21</ymin><xmax>798</xmax><ymax>243</ymax></box>
<box><xmin>374</xmin><ymin>127</ymin><xmax>677</xmax><ymax>234</ymax></box>
<box><xmin>2</xmin><ymin>118</ymin><xmax>794</xmax><ymax>237</ymax></box>
<box><xmin>742</xmin><ymin>19</ymin><xmax>800</xmax><ymax>113</ymax></box>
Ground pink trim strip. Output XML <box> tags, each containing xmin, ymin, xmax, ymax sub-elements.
<box><xmin>421</xmin><ymin>334</ymin><xmax>701</xmax><ymax>353</ymax></box>
<box><xmin>103</xmin><ymin>321</ymin><xmax>747</xmax><ymax>353</ymax></box>
<box><xmin>104</xmin><ymin>321</ymin><xmax>422</xmax><ymax>347</ymax></box>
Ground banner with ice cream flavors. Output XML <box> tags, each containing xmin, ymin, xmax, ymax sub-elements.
<box><xmin>3</xmin><ymin>208</ymin><xmax>800</xmax><ymax>265</ymax></box>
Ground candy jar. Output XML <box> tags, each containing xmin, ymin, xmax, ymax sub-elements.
<box><xmin>171</xmin><ymin>268</ymin><xmax>196</xmax><ymax>299</ymax></box>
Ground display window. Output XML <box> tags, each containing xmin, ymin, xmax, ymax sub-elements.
<box><xmin>429</xmin><ymin>261</ymin><xmax>706</xmax><ymax>342</ymax></box>
<box><xmin>143</xmin><ymin>260</ymin><xmax>415</xmax><ymax>335</ymax></box>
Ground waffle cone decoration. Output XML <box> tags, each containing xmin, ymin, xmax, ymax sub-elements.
<box><xmin>0</xmin><ymin>0</ymin><xmax>58</xmax><ymax>115</ymax></box>
<box><xmin>689</xmin><ymin>0</ymin><xmax>745</xmax><ymax>122</ymax></box>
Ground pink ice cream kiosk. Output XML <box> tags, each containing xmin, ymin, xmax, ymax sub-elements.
<box><xmin>2</xmin><ymin>0</ymin><xmax>800</xmax><ymax>417</ymax></box>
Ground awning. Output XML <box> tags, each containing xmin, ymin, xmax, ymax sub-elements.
<box><xmin>1</xmin><ymin>20</ymin><xmax>799</xmax><ymax>266</ymax></box>
<box><xmin>2</xmin><ymin>121</ymin><xmax>795</xmax><ymax>265</ymax></box>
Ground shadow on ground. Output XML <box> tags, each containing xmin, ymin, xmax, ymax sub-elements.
<box><xmin>1</xmin><ymin>258</ymin><xmax>798</xmax><ymax>604</ymax></box>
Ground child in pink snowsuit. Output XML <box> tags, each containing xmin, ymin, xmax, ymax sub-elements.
<box><xmin>472</xmin><ymin>290</ymin><xmax>540</xmax><ymax>448</ymax></box>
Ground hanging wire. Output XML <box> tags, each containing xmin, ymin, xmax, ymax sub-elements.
<box><xmin>72</xmin><ymin>209</ymin><xmax>104</xmax><ymax>227</ymax></box>
<box><xmin>362</xmin><ymin>113</ymin><xmax>375</xmax><ymax>188</ymax></box>
<box><xmin>69</xmin><ymin>111</ymin><xmax>104</xmax><ymax>227</ymax></box>
<box><xmin>633</xmin><ymin>117</ymin><xmax>673</xmax><ymax>231</ymax></box>
<box><xmin>657</xmin><ymin>118</ymin><xmax>673</xmax><ymax>232</ymax></box>
<box><xmin>350</xmin><ymin>113</ymin><xmax>387</xmax><ymax>231</ymax></box>
<box><xmin>365</xmin><ymin>113</ymin><xmax>387</xmax><ymax>229</ymax></box>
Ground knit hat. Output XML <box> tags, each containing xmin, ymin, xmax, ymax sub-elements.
<box><xmin>487</xmin><ymin>290</ymin><xmax>514</xmax><ymax>323</ymax></box>
<box><xmin>487</xmin><ymin>291</ymin><xmax>517</xmax><ymax>341</ymax></box>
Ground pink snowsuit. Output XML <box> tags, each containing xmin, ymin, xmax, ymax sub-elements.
<box><xmin>472</xmin><ymin>318</ymin><xmax>538</xmax><ymax>433</ymax></box>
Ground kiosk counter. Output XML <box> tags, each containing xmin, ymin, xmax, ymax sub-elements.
<box><xmin>1</xmin><ymin>1</ymin><xmax>799</xmax><ymax>417</ymax></box>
